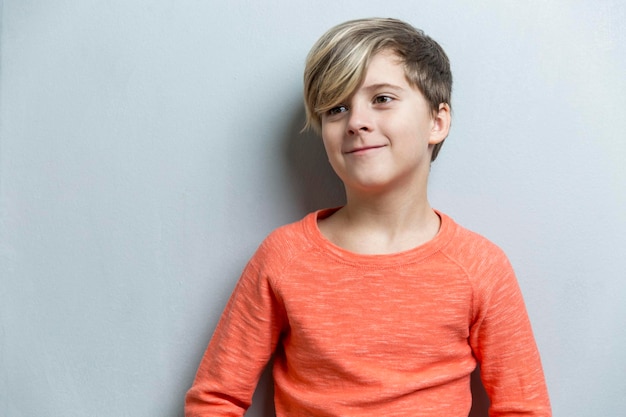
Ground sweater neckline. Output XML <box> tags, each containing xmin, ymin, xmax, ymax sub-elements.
<box><xmin>302</xmin><ymin>207</ymin><xmax>456</xmax><ymax>267</ymax></box>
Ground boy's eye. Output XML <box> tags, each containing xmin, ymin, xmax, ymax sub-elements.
<box><xmin>327</xmin><ymin>105</ymin><xmax>348</xmax><ymax>116</ymax></box>
<box><xmin>374</xmin><ymin>95</ymin><xmax>393</xmax><ymax>104</ymax></box>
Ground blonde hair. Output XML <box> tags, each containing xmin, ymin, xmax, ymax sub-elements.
<box><xmin>303</xmin><ymin>18</ymin><xmax>452</xmax><ymax>161</ymax></box>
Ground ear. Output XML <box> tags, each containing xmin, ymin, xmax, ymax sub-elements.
<box><xmin>428</xmin><ymin>103</ymin><xmax>451</xmax><ymax>145</ymax></box>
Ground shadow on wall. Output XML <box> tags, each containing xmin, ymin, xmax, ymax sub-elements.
<box><xmin>469</xmin><ymin>366</ymin><xmax>490</xmax><ymax>417</ymax></box>
<box><xmin>282</xmin><ymin>106</ymin><xmax>345</xmax><ymax>214</ymax></box>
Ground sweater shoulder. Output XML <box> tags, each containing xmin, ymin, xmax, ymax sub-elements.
<box><xmin>440</xmin><ymin>218</ymin><xmax>513</xmax><ymax>280</ymax></box>
<box><xmin>248</xmin><ymin>214</ymin><xmax>314</xmax><ymax>275</ymax></box>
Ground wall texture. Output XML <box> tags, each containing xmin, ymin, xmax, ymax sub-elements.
<box><xmin>1</xmin><ymin>1</ymin><xmax>625</xmax><ymax>416</ymax></box>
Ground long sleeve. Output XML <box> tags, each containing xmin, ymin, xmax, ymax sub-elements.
<box><xmin>184</xmin><ymin>245</ymin><xmax>287</xmax><ymax>417</ymax></box>
<box><xmin>467</xmin><ymin>248</ymin><xmax>551</xmax><ymax>416</ymax></box>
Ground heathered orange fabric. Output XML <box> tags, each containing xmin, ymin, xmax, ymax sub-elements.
<box><xmin>185</xmin><ymin>209</ymin><xmax>551</xmax><ymax>416</ymax></box>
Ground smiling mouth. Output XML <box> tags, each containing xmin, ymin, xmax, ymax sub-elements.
<box><xmin>346</xmin><ymin>145</ymin><xmax>386</xmax><ymax>154</ymax></box>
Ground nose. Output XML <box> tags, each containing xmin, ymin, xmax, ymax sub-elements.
<box><xmin>346</xmin><ymin>104</ymin><xmax>373</xmax><ymax>136</ymax></box>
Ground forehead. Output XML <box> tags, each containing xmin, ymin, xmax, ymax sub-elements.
<box><xmin>360</xmin><ymin>50</ymin><xmax>409</xmax><ymax>89</ymax></box>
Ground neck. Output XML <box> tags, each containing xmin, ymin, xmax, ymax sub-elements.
<box><xmin>342</xmin><ymin>189</ymin><xmax>436</xmax><ymax>234</ymax></box>
<box><xmin>320</xmin><ymin>180</ymin><xmax>440</xmax><ymax>254</ymax></box>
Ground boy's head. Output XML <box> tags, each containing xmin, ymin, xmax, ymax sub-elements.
<box><xmin>304</xmin><ymin>18</ymin><xmax>452</xmax><ymax>161</ymax></box>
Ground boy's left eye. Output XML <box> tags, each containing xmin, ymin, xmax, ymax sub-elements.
<box><xmin>374</xmin><ymin>95</ymin><xmax>393</xmax><ymax>104</ymax></box>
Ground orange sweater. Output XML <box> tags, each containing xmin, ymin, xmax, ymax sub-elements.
<box><xmin>185</xmin><ymin>209</ymin><xmax>551</xmax><ymax>416</ymax></box>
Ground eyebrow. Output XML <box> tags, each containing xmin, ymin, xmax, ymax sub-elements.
<box><xmin>360</xmin><ymin>83</ymin><xmax>405</xmax><ymax>93</ymax></box>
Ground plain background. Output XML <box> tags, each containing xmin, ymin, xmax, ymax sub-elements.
<box><xmin>1</xmin><ymin>1</ymin><xmax>625</xmax><ymax>416</ymax></box>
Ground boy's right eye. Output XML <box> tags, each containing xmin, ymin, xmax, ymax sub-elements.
<box><xmin>327</xmin><ymin>105</ymin><xmax>348</xmax><ymax>116</ymax></box>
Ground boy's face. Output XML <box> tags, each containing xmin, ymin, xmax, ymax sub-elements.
<box><xmin>320</xmin><ymin>50</ymin><xmax>449</xmax><ymax>195</ymax></box>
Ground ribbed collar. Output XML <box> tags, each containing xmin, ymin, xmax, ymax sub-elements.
<box><xmin>301</xmin><ymin>207</ymin><xmax>457</xmax><ymax>267</ymax></box>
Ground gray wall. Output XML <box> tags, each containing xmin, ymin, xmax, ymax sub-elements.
<box><xmin>1</xmin><ymin>1</ymin><xmax>625</xmax><ymax>416</ymax></box>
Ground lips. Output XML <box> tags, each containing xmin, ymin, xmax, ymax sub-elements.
<box><xmin>345</xmin><ymin>145</ymin><xmax>386</xmax><ymax>154</ymax></box>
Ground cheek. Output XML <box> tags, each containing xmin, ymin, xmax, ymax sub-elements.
<box><xmin>321</xmin><ymin>126</ymin><xmax>342</xmax><ymax>153</ymax></box>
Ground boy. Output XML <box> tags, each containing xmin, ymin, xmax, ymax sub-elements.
<box><xmin>185</xmin><ymin>18</ymin><xmax>551</xmax><ymax>417</ymax></box>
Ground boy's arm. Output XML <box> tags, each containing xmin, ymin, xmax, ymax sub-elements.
<box><xmin>469</xmin><ymin>254</ymin><xmax>551</xmax><ymax>417</ymax></box>
<box><xmin>185</xmin><ymin>255</ymin><xmax>286</xmax><ymax>417</ymax></box>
